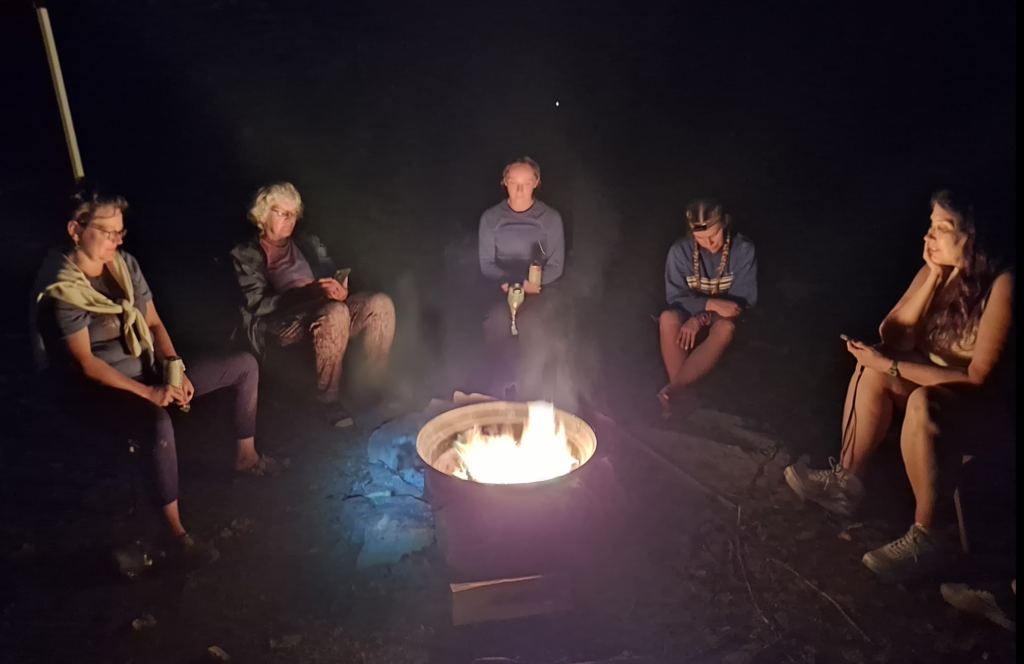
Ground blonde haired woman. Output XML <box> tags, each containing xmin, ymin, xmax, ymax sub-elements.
<box><xmin>231</xmin><ymin>183</ymin><xmax>395</xmax><ymax>425</ymax></box>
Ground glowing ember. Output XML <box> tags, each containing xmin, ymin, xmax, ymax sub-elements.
<box><xmin>452</xmin><ymin>401</ymin><xmax>579</xmax><ymax>484</ymax></box>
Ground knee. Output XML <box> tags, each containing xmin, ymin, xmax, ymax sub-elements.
<box><xmin>368</xmin><ymin>292</ymin><xmax>394</xmax><ymax>313</ymax></box>
<box><xmin>659</xmin><ymin>309</ymin><xmax>682</xmax><ymax>335</ymax></box>
<box><xmin>369</xmin><ymin>293</ymin><xmax>396</xmax><ymax>321</ymax></box>
<box><xmin>150</xmin><ymin>406</ymin><xmax>175</xmax><ymax>444</ymax></box>
<box><xmin>709</xmin><ymin>318</ymin><xmax>736</xmax><ymax>341</ymax></box>
<box><xmin>235</xmin><ymin>351</ymin><xmax>259</xmax><ymax>377</ymax></box>
<box><xmin>904</xmin><ymin>386</ymin><xmax>940</xmax><ymax>436</ymax></box>
<box><xmin>320</xmin><ymin>300</ymin><xmax>351</xmax><ymax>329</ymax></box>
<box><xmin>235</xmin><ymin>351</ymin><xmax>259</xmax><ymax>386</ymax></box>
<box><xmin>856</xmin><ymin>363</ymin><xmax>891</xmax><ymax>392</ymax></box>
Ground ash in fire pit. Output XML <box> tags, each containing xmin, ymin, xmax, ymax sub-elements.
<box><xmin>417</xmin><ymin>401</ymin><xmax>597</xmax><ymax>486</ymax></box>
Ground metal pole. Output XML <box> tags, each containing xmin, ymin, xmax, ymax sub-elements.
<box><xmin>34</xmin><ymin>2</ymin><xmax>85</xmax><ymax>182</ymax></box>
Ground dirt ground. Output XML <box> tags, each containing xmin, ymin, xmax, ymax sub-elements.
<box><xmin>0</xmin><ymin>366</ymin><xmax>1016</xmax><ymax>664</ymax></box>
<box><xmin>1</xmin><ymin>1</ymin><xmax>1016</xmax><ymax>662</ymax></box>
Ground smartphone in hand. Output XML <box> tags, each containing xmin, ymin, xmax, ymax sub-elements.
<box><xmin>334</xmin><ymin>268</ymin><xmax>351</xmax><ymax>284</ymax></box>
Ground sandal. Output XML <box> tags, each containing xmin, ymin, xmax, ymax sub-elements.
<box><xmin>657</xmin><ymin>387</ymin><xmax>673</xmax><ymax>419</ymax></box>
<box><xmin>239</xmin><ymin>454</ymin><xmax>283</xmax><ymax>477</ymax></box>
<box><xmin>163</xmin><ymin>533</ymin><xmax>218</xmax><ymax>569</ymax></box>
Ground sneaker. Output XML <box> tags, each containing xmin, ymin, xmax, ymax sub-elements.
<box><xmin>862</xmin><ymin>523</ymin><xmax>949</xmax><ymax>582</ymax></box>
<box><xmin>319</xmin><ymin>401</ymin><xmax>354</xmax><ymax>429</ymax></box>
<box><xmin>941</xmin><ymin>582</ymin><xmax>1016</xmax><ymax>631</ymax></box>
<box><xmin>784</xmin><ymin>457</ymin><xmax>864</xmax><ymax>517</ymax></box>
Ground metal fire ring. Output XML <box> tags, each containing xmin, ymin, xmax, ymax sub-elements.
<box><xmin>415</xmin><ymin>401</ymin><xmax>598</xmax><ymax>486</ymax></box>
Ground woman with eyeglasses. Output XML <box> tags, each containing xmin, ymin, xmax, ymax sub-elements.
<box><xmin>30</xmin><ymin>186</ymin><xmax>275</xmax><ymax>561</ymax></box>
<box><xmin>230</xmin><ymin>182</ymin><xmax>395</xmax><ymax>426</ymax></box>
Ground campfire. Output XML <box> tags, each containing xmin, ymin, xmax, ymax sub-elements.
<box><xmin>415</xmin><ymin>399</ymin><xmax>600</xmax><ymax>622</ymax></box>
<box><xmin>452</xmin><ymin>401</ymin><xmax>578</xmax><ymax>484</ymax></box>
<box><xmin>416</xmin><ymin>400</ymin><xmax>597</xmax><ymax>486</ymax></box>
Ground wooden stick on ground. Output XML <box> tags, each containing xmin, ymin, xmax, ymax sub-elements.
<box><xmin>769</xmin><ymin>557</ymin><xmax>874</xmax><ymax>645</ymax></box>
<box><xmin>593</xmin><ymin>412</ymin><xmax>737</xmax><ymax>512</ymax></box>
<box><xmin>735</xmin><ymin>507</ymin><xmax>772</xmax><ymax>628</ymax></box>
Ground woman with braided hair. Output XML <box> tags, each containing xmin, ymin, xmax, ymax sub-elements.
<box><xmin>658</xmin><ymin>200</ymin><xmax>758</xmax><ymax>417</ymax></box>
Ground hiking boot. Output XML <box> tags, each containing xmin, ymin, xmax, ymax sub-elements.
<box><xmin>941</xmin><ymin>582</ymin><xmax>1016</xmax><ymax>631</ymax></box>
<box><xmin>784</xmin><ymin>457</ymin><xmax>863</xmax><ymax>517</ymax></box>
<box><xmin>862</xmin><ymin>523</ymin><xmax>950</xmax><ymax>582</ymax></box>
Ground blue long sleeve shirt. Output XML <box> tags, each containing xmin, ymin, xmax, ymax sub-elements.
<box><xmin>478</xmin><ymin>199</ymin><xmax>565</xmax><ymax>284</ymax></box>
<box><xmin>665</xmin><ymin>233</ymin><xmax>758</xmax><ymax>315</ymax></box>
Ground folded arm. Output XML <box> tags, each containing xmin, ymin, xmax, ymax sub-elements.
<box><xmin>889</xmin><ymin>272</ymin><xmax>1014</xmax><ymax>387</ymax></box>
<box><xmin>879</xmin><ymin>265</ymin><xmax>945</xmax><ymax>351</ymax></box>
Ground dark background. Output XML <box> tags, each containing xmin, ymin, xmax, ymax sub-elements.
<box><xmin>0</xmin><ymin>3</ymin><xmax>1017</xmax><ymax>662</ymax></box>
<box><xmin>1</xmin><ymin>0</ymin><xmax>1016</xmax><ymax>443</ymax></box>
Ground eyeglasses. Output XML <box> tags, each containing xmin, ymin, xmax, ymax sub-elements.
<box><xmin>271</xmin><ymin>208</ymin><xmax>298</xmax><ymax>221</ymax></box>
<box><xmin>87</xmin><ymin>226</ymin><xmax>127</xmax><ymax>242</ymax></box>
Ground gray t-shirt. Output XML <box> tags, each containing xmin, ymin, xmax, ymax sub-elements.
<box><xmin>40</xmin><ymin>250</ymin><xmax>154</xmax><ymax>380</ymax></box>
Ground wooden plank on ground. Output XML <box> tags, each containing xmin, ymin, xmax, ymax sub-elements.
<box><xmin>451</xmin><ymin>574</ymin><xmax>571</xmax><ymax>626</ymax></box>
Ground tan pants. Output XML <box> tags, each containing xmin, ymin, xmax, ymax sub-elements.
<box><xmin>269</xmin><ymin>293</ymin><xmax>395</xmax><ymax>400</ymax></box>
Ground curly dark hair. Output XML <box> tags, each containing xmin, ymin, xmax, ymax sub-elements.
<box><xmin>923</xmin><ymin>190</ymin><xmax>998</xmax><ymax>351</ymax></box>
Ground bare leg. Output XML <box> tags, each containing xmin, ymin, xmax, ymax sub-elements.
<box><xmin>839</xmin><ymin>364</ymin><xmax>915</xmax><ymax>476</ymax></box>
<box><xmin>658</xmin><ymin>310</ymin><xmax>689</xmax><ymax>386</ymax></box>
<box><xmin>901</xmin><ymin>386</ymin><xmax>961</xmax><ymax>528</ymax></box>
<box><xmin>667</xmin><ymin>318</ymin><xmax>736</xmax><ymax>387</ymax></box>
<box><xmin>163</xmin><ymin>501</ymin><xmax>186</xmax><ymax>537</ymax></box>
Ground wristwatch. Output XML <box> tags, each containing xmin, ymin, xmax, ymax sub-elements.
<box><xmin>888</xmin><ymin>360</ymin><xmax>900</xmax><ymax>377</ymax></box>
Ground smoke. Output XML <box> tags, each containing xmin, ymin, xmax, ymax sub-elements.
<box><xmin>512</xmin><ymin>169</ymin><xmax>622</xmax><ymax>414</ymax></box>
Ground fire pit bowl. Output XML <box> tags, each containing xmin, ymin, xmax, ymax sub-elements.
<box><xmin>416</xmin><ymin>401</ymin><xmax>599</xmax><ymax>579</ymax></box>
<box><xmin>416</xmin><ymin>400</ymin><xmax>597</xmax><ymax>489</ymax></box>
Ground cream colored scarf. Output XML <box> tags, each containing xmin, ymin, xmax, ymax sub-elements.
<box><xmin>39</xmin><ymin>252</ymin><xmax>154</xmax><ymax>358</ymax></box>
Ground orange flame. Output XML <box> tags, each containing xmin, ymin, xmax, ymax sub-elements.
<box><xmin>452</xmin><ymin>401</ymin><xmax>579</xmax><ymax>484</ymax></box>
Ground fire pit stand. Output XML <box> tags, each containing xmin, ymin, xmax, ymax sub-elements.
<box><xmin>416</xmin><ymin>400</ymin><xmax>607</xmax><ymax>623</ymax></box>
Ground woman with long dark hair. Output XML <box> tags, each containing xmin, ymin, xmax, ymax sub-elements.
<box><xmin>784</xmin><ymin>190</ymin><xmax>1014</xmax><ymax>581</ymax></box>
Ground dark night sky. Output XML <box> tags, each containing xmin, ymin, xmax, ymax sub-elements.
<box><xmin>0</xmin><ymin>0</ymin><xmax>1017</xmax><ymax>346</ymax></box>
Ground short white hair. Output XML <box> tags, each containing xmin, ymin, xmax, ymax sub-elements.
<box><xmin>248</xmin><ymin>182</ymin><xmax>303</xmax><ymax>230</ymax></box>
